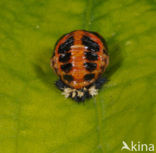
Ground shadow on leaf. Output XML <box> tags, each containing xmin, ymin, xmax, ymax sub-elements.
<box><xmin>33</xmin><ymin>47</ymin><xmax>57</xmax><ymax>90</ymax></box>
<box><xmin>105</xmin><ymin>36</ymin><xmax>123</xmax><ymax>80</ymax></box>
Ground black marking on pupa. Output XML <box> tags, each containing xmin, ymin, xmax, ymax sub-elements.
<box><xmin>61</xmin><ymin>63</ymin><xmax>72</xmax><ymax>73</ymax></box>
<box><xmin>82</xmin><ymin>35</ymin><xmax>99</xmax><ymax>52</ymax></box>
<box><xmin>59</xmin><ymin>52</ymin><xmax>71</xmax><ymax>63</ymax></box>
<box><xmin>58</xmin><ymin>36</ymin><xmax>74</xmax><ymax>53</ymax></box>
<box><xmin>84</xmin><ymin>63</ymin><xmax>97</xmax><ymax>72</ymax></box>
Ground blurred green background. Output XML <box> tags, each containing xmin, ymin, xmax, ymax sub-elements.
<box><xmin>0</xmin><ymin>0</ymin><xmax>156</xmax><ymax>153</ymax></box>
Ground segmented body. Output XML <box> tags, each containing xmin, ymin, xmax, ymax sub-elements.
<box><xmin>51</xmin><ymin>30</ymin><xmax>109</xmax><ymax>89</ymax></box>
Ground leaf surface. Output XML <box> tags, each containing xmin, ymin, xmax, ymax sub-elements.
<box><xmin>0</xmin><ymin>0</ymin><xmax>156</xmax><ymax>153</ymax></box>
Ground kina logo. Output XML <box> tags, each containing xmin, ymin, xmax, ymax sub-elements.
<box><xmin>121</xmin><ymin>141</ymin><xmax>154</xmax><ymax>152</ymax></box>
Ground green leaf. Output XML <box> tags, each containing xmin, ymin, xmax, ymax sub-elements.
<box><xmin>0</xmin><ymin>0</ymin><xmax>156</xmax><ymax>153</ymax></box>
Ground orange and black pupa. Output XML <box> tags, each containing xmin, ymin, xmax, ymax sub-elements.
<box><xmin>51</xmin><ymin>30</ymin><xmax>109</xmax><ymax>102</ymax></box>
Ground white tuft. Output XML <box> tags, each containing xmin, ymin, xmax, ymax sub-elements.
<box><xmin>62</xmin><ymin>86</ymin><xmax>98</xmax><ymax>99</ymax></box>
<box><xmin>83</xmin><ymin>87</ymin><xmax>87</xmax><ymax>91</ymax></box>
<box><xmin>89</xmin><ymin>86</ymin><xmax>98</xmax><ymax>96</ymax></box>
<box><xmin>62</xmin><ymin>88</ymin><xmax>72</xmax><ymax>98</ymax></box>
<box><xmin>62</xmin><ymin>87</ymin><xmax>85</xmax><ymax>99</ymax></box>
<box><xmin>72</xmin><ymin>90</ymin><xmax>76</xmax><ymax>98</ymax></box>
<box><xmin>77</xmin><ymin>90</ymin><xmax>84</xmax><ymax>97</ymax></box>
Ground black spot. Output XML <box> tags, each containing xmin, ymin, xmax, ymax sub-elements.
<box><xmin>82</xmin><ymin>36</ymin><xmax>99</xmax><ymax>52</ymax></box>
<box><xmin>84</xmin><ymin>90</ymin><xmax>92</xmax><ymax>99</ymax></box>
<box><xmin>55</xmin><ymin>79</ymin><xmax>68</xmax><ymax>91</ymax></box>
<box><xmin>59</xmin><ymin>53</ymin><xmax>71</xmax><ymax>63</ymax></box>
<box><xmin>84</xmin><ymin>63</ymin><xmax>97</xmax><ymax>72</ymax></box>
<box><xmin>63</xmin><ymin>75</ymin><xmax>74</xmax><ymax>82</ymax></box>
<box><xmin>61</xmin><ymin>63</ymin><xmax>72</xmax><ymax>73</ymax></box>
<box><xmin>84</xmin><ymin>73</ymin><xmax>95</xmax><ymax>81</ymax></box>
<box><xmin>85</xmin><ymin>52</ymin><xmax>98</xmax><ymax>61</ymax></box>
<box><xmin>58</xmin><ymin>36</ymin><xmax>74</xmax><ymax>53</ymax></box>
<box><xmin>90</xmin><ymin>32</ymin><xmax>108</xmax><ymax>50</ymax></box>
